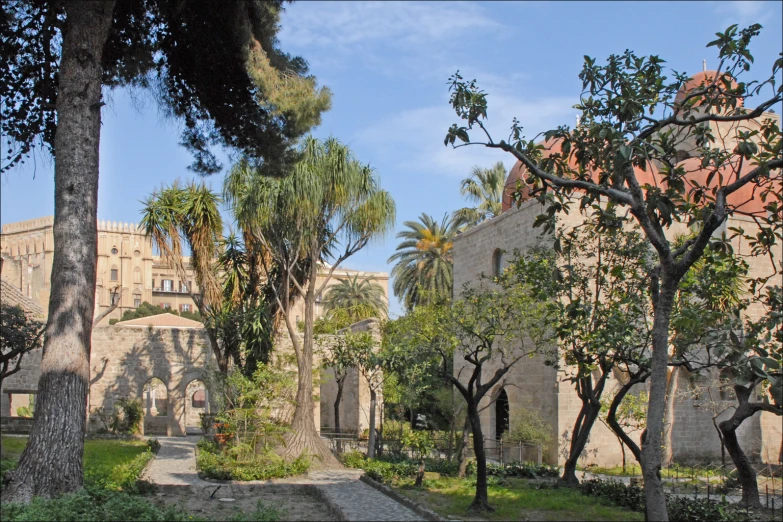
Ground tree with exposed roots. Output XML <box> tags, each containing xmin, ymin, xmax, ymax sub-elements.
<box><xmin>224</xmin><ymin>136</ymin><xmax>396</xmax><ymax>466</ymax></box>
<box><xmin>1</xmin><ymin>0</ymin><xmax>329</xmax><ymax>502</ymax></box>
<box><xmin>444</xmin><ymin>24</ymin><xmax>781</xmax><ymax>520</ymax></box>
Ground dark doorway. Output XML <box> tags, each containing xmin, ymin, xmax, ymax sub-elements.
<box><xmin>495</xmin><ymin>388</ymin><xmax>509</xmax><ymax>440</ymax></box>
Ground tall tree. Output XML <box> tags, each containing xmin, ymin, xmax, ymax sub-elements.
<box><xmin>444</xmin><ymin>24</ymin><xmax>781</xmax><ymax>520</ymax></box>
<box><xmin>323</xmin><ymin>274</ymin><xmax>387</xmax><ymax>322</ymax></box>
<box><xmin>455</xmin><ymin>161</ymin><xmax>506</xmax><ymax>226</ymax></box>
<box><xmin>1</xmin><ymin>0</ymin><xmax>329</xmax><ymax>501</ymax></box>
<box><xmin>388</xmin><ymin>213</ymin><xmax>463</xmax><ymax>311</ymax></box>
<box><xmin>224</xmin><ymin>136</ymin><xmax>396</xmax><ymax>466</ymax></box>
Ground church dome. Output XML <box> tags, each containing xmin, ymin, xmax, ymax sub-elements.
<box><xmin>674</xmin><ymin>70</ymin><xmax>743</xmax><ymax>107</ymax></box>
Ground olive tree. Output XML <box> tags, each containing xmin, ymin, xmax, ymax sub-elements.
<box><xmin>444</xmin><ymin>24</ymin><xmax>781</xmax><ymax>520</ymax></box>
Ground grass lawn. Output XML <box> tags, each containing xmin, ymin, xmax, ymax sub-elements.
<box><xmin>391</xmin><ymin>476</ymin><xmax>645</xmax><ymax>521</ymax></box>
<box><xmin>1</xmin><ymin>435</ymin><xmax>150</xmax><ymax>484</ymax></box>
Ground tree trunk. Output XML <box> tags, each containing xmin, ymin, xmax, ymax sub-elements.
<box><xmin>467</xmin><ymin>400</ymin><xmax>494</xmax><ymax>512</ymax></box>
<box><xmin>718</xmin><ymin>384</ymin><xmax>769</xmax><ymax>509</ymax></box>
<box><xmin>367</xmin><ymin>388</ymin><xmax>378</xmax><ymax>458</ymax></box>
<box><xmin>662</xmin><ymin>366</ymin><xmax>679</xmax><ymax>464</ymax></box>
<box><xmin>560</xmin><ymin>383</ymin><xmax>603</xmax><ymax>485</ymax></box>
<box><xmin>640</xmin><ymin>280</ymin><xmax>677</xmax><ymax>522</ymax></box>
<box><xmin>457</xmin><ymin>415</ymin><xmax>471</xmax><ymax>478</ymax></box>
<box><xmin>334</xmin><ymin>373</ymin><xmax>344</xmax><ymax>454</ymax></box>
<box><xmin>606</xmin><ymin>371</ymin><xmax>648</xmax><ymax>466</ymax></box>
<box><xmin>1</xmin><ymin>0</ymin><xmax>116</xmax><ymax>503</ymax></box>
<box><xmin>281</xmin><ymin>290</ymin><xmax>338</xmax><ymax>467</ymax></box>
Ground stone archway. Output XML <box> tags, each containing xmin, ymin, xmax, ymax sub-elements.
<box><xmin>142</xmin><ymin>377</ymin><xmax>169</xmax><ymax>435</ymax></box>
<box><xmin>184</xmin><ymin>379</ymin><xmax>208</xmax><ymax>435</ymax></box>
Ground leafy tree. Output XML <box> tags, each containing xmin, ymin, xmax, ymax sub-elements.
<box><xmin>318</xmin><ymin>333</ymin><xmax>358</xmax><ymax>449</ymax></box>
<box><xmin>386</xmin><ymin>280</ymin><xmax>547</xmax><ymax>512</ymax></box>
<box><xmin>114</xmin><ymin>301</ymin><xmax>202</xmax><ymax>323</ymax></box>
<box><xmin>2</xmin><ymin>0</ymin><xmax>329</xmax><ymax>502</ymax></box>
<box><xmin>508</xmin><ymin>404</ymin><xmax>554</xmax><ymax>447</ymax></box>
<box><xmin>0</xmin><ymin>305</ymin><xmax>44</xmax><ymax>386</ymax></box>
<box><xmin>388</xmin><ymin>213</ymin><xmax>463</xmax><ymax>310</ymax></box>
<box><xmin>444</xmin><ymin>24</ymin><xmax>781</xmax><ymax>520</ymax></box>
<box><xmin>717</xmin><ymin>285</ymin><xmax>782</xmax><ymax>507</ymax></box>
<box><xmin>455</xmin><ymin>161</ymin><xmax>506</xmax><ymax>227</ymax></box>
<box><xmin>507</xmin><ymin>221</ymin><xmax>653</xmax><ymax>485</ymax></box>
<box><xmin>224</xmin><ymin>136</ymin><xmax>395</xmax><ymax>465</ymax></box>
<box><xmin>323</xmin><ymin>274</ymin><xmax>387</xmax><ymax>322</ymax></box>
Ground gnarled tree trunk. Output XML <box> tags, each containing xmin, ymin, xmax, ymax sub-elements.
<box><xmin>1</xmin><ymin>0</ymin><xmax>116</xmax><ymax>503</ymax></box>
<box><xmin>334</xmin><ymin>371</ymin><xmax>346</xmax><ymax>453</ymax></box>
<box><xmin>640</xmin><ymin>279</ymin><xmax>677</xmax><ymax>522</ymax></box>
<box><xmin>719</xmin><ymin>381</ymin><xmax>780</xmax><ymax>508</ymax></box>
<box><xmin>281</xmin><ymin>286</ymin><xmax>338</xmax><ymax>467</ymax></box>
<box><xmin>560</xmin><ymin>374</ymin><xmax>606</xmax><ymax>485</ymax></box>
<box><xmin>467</xmin><ymin>399</ymin><xmax>493</xmax><ymax>512</ymax></box>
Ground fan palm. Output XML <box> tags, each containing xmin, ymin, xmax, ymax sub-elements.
<box><xmin>455</xmin><ymin>161</ymin><xmax>507</xmax><ymax>227</ymax></box>
<box><xmin>323</xmin><ymin>275</ymin><xmax>387</xmax><ymax>321</ymax></box>
<box><xmin>388</xmin><ymin>213</ymin><xmax>463</xmax><ymax>311</ymax></box>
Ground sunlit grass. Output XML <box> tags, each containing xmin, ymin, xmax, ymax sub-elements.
<box><xmin>1</xmin><ymin>436</ymin><xmax>148</xmax><ymax>480</ymax></box>
<box><xmin>393</xmin><ymin>476</ymin><xmax>645</xmax><ymax>521</ymax></box>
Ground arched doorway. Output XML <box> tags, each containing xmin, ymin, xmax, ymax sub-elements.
<box><xmin>184</xmin><ymin>379</ymin><xmax>208</xmax><ymax>435</ymax></box>
<box><xmin>142</xmin><ymin>377</ymin><xmax>169</xmax><ymax>435</ymax></box>
<box><xmin>495</xmin><ymin>388</ymin><xmax>509</xmax><ymax>441</ymax></box>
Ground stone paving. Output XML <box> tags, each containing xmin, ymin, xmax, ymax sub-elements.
<box><xmin>143</xmin><ymin>437</ymin><xmax>427</xmax><ymax>521</ymax></box>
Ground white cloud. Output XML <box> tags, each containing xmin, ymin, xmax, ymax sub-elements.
<box><xmin>354</xmin><ymin>91</ymin><xmax>576</xmax><ymax>179</ymax></box>
<box><xmin>279</xmin><ymin>1</ymin><xmax>504</xmax><ymax>77</ymax></box>
<box><xmin>715</xmin><ymin>1</ymin><xmax>772</xmax><ymax>29</ymax></box>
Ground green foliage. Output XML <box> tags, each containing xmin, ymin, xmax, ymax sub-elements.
<box><xmin>323</xmin><ymin>275</ymin><xmax>387</xmax><ymax>322</ymax></box>
<box><xmin>579</xmin><ymin>479</ymin><xmax>754</xmax><ymax>522</ymax></box>
<box><xmin>111</xmin><ymin>399</ymin><xmax>143</xmax><ymax>435</ymax></box>
<box><xmin>454</xmin><ymin>162</ymin><xmax>506</xmax><ymax>227</ymax></box>
<box><xmin>197</xmin><ymin>447</ymin><xmax>309</xmax><ymax>481</ymax></box>
<box><xmin>0</xmin><ymin>489</ymin><xmax>199</xmax><ymax>522</ymax></box>
<box><xmin>207</xmin><ymin>365</ymin><xmax>296</xmax><ymax>459</ymax></box>
<box><xmin>117</xmin><ymin>302</ymin><xmax>202</xmax><ymax>323</ymax></box>
<box><xmin>507</xmin><ymin>404</ymin><xmax>553</xmax><ymax>446</ymax></box>
<box><xmin>2</xmin><ymin>0</ymin><xmax>330</xmax><ymax>175</ymax></box>
<box><xmin>1</xmin><ymin>304</ymin><xmax>44</xmax><ymax>382</ymax></box>
<box><xmin>388</xmin><ymin>214</ymin><xmax>463</xmax><ymax>311</ymax></box>
<box><xmin>401</xmin><ymin>430</ymin><xmax>435</xmax><ymax>460</ymax></box>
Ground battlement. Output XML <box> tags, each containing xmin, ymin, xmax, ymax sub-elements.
<box><xmin>1</xmin><ymin>216</ymin><xmax>54</xmax><ymax>235</ymax></box>
<box><xmin>97</xmin><ymin>220</ymin><xmax>144</xmax><ymax>233</ymax></box>
<box><xmin>2</xmin><ymin>217</ymin><xmax>147</xmax><ymax>236</ymax></box>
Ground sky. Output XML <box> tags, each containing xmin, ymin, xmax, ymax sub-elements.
<box><xmin>1</xmin><ymin>1</ymin><xmax>782</xmax><ymax>317</ymax></box>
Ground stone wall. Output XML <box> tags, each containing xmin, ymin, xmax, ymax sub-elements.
<box><xmin>452</xmin><ymin>197</ymin><xmax>782</xmax><ymax>467</ymax></box>
<box><xmin>88</xmin><ymin>325</ymin><xmax>212</xmax><ymax>436</ymax></box>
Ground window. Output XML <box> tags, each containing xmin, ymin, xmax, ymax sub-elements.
<box><xmin>133</xmin><ymin>295</ymin><xmax>141</xmax><ymax>307</ymax></box>
<box><xmin>492</xmin><ymin>248</ymin><xmax>504</xmax><ymax>277</ymax></box>
<box><xmin>180</xmin><ymin>281</ymin><xmax>187</xmax><ymax>293</ymax></box>
<box><xmin>162</xmin><ymin>279</ymin><xmax>173</xmax><ymax>292</ymax></box>
<box><xmin>111</xmin><ymin>247</ymin><xmax>118</xmax><ymax>255</ymax></box>
<box><xmin>181</xmin><ymin>304</ymin><xmax>191</xmax><ymax>313</ymax></box>
<box><xmin>134</xmin><ymin>249</ymin><xmax>141</xmax><ymax>257</ymax></box>
<box><xmin>192</xmin><ymin>390</ymin><xmax>206</xmax><ymax>409</ymax></box>
<box><xmin>133</xmin><ymin>267</ymin><xmax>142</xmax><ymax>284</ymax></box>
<box><xmin>152</xmin><ymin>278</ymin><xmax>155</xmax><ymax>289</ymax></box>
<box><xmin>495</xmin><ymin>388</ymin><xmax>509</xmax><ymax>441</ymax></box>
<box><xmin>162</xmin><ymin>303</ymin><xmax>171</xmax><ymax>310</ymax></box>
<box><xmin>110</xmin><ymin>268</ymin><xmax>119</xmax><ymax>281</ymax></box>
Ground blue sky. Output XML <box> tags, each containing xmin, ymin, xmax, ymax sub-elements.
<box><xmin>1</xmin><ymin>1</ymin><xmax>781</xmax><ymax>317</ymax></box>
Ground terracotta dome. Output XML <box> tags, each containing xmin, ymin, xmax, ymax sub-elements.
<box><xmin>674</xmin><ymin>70</ymin><xmax>743</xmax><ymax>107</ymax></box>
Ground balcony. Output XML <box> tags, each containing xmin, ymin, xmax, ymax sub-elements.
<box><xmin>152</xmin><ymin>287</ymin><xmax>193</xmax><ymax>295</ymax></box>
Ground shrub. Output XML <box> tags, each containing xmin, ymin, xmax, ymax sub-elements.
<box><xmin>0</xmin><ymin>489</ymin><xmax>196</xmax><ymax>521</ymax></box>
<box><xmin>485</xmin><ymin>462</ymin><xmax>561</xmax><ymax>479</ymax></box>
<box><xmin>196</xmin><ymin>449</ymin><xmax>310</xmax><ymax>481</ymax></box>
<box><xmin>507</xmin><ymin>404</ymin><xmax>552</xmax><ymax>446</ymax></box>
<box><xmin>579</xmin><ymin>479</ymin><xmax>754</xmax><ymax>522</ymax></box>
<box><xmin>146</xmin><ymin>438</ymin><xmax>161</xmax><ymax>454</ymax></box>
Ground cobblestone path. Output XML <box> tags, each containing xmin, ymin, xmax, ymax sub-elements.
<box><xmin>143</xmin><ymin>437</ymin><xmax>426</xmax><ymax>521</ymax></box>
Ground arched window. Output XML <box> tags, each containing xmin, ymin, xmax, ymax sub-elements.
<box><xmin>133</xmin><ymin>267</ymin><xmax>142</xmax><ymax>284</ymax></box>
<box><xmin>492</xmin><ymin>248</ymin><xmax>504</xmax><ymax>277</ymax></box>
<box><xmin>192</xmin><ymin>390</ymin><xmax>206</xmax><ymax>409</ymax></box>
<box><xmin>495</xmin><ymin>388</ymin><xmax>509</xmax><ymax>440</ymax></box>
<box><xmin>142</xmin><ymin>377</ymin><xmax>168</xmax><ymax>417</ymax></box>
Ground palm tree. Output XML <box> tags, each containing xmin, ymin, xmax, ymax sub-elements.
<box><xmin>454</xmin><ymin>161</ymin><xmax>506</xmax><ymax>227</ymax></box>
<box><xmin>388</xmin><ymin>213</ymin><xmax>463</xmax><ymax>311</ymax></box>
<box><xmin>323</xmin><ymin>275</ymin><xmax>387</xmax><ymax>322</ymax></box>
<box><xmin>224</xmin><ymin>136</ymin><xmax>395</xmax><ymax>464</ymax></box>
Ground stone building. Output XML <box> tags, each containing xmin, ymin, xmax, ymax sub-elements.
<box><xmin>452</xmin><ymin>71</ymin><xmax>782</xmax><ymax>467</ymax></box>
<box><xmin>1</xmin><ymin>216</ymin><xmax>387</xmax><ymax>437</ymax></box>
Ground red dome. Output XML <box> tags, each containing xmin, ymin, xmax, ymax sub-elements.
<box><xmin>674</xmin><ymin>70</ymin><xmax>743</xmax><ymax>107</ymax></box>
